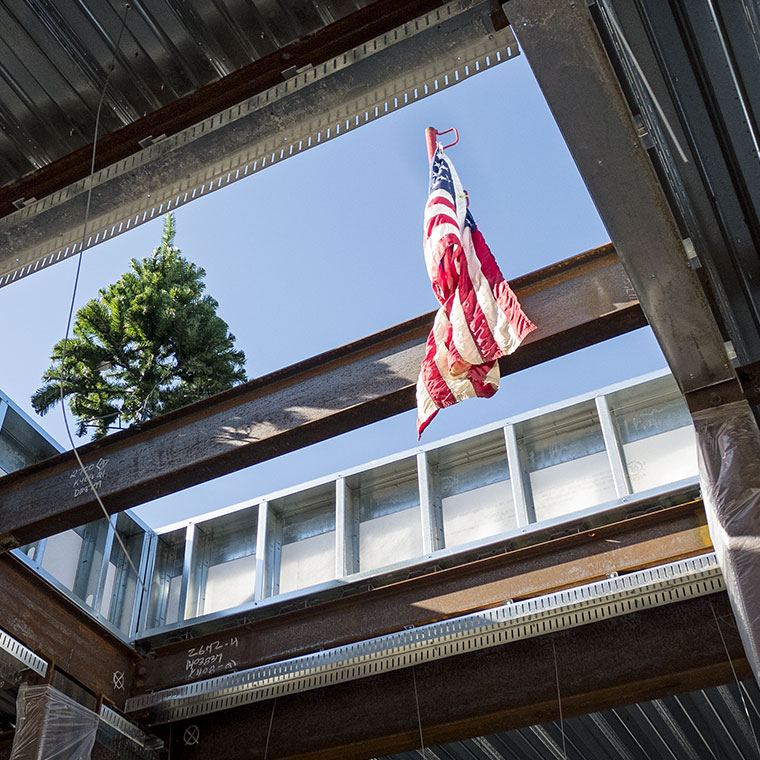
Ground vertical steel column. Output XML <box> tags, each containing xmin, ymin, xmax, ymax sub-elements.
<box><xmin>417</xmin><ymin>452</ymin><xmax>444</xmax><ymax>554</ymax></box>
<box><xmin>254</xmin><ymin>500</ymin><xmax>269</xmax><ymax>601</ymax></box>
<box><xmin>504</xmin><ymin>424</ymin><xmax>530</xmax><ymax>528</ymax></box>
<box><xmin>336</xmin><ymin>478</ymin><xmax>356</xmax><ymax>577</ymax></box>
<box><xmin>32</xmin><ymin>537</ymin><xmax>48</xmax><ymax>568</ymax></box>
<box><xmin>137</xmin><ymin>532</ymin><xmax>158</xmax><ymax>633</ymax></box>
<box><xmin>130</xmin><ymin>530</ymin><xmax>154</xmax><ymax>637</ymax></box>
<box><xmin>178</xmin><ymin>524</ymin><xmax>195</xmax><ymax>623</ymax></box>
<box><xmin>595</xmin><ymin>394</ymin><xmax>632</xmax><ymax>498</ymax></box>
<box><xmin>0</xmin><ymin>400</ymin><xmax>8</xmax><ymax>434</ymax></box>
<box><xmin>93</xmin><ymin>519</ymin><xmax>117</xmax><ymax>616</ymax></box>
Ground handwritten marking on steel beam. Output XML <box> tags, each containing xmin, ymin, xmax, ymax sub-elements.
<box><xmin>183</xmin><ymin>725</ymin><xmax>200</xmax><ymax>746</ymax></box>
<box><xmin>70</xmin><ymin>458</ymin><xmax>109</xmax><ymax>498</ymax></box>
<box><xmin>185</xmin><ymin>636</ymin><xmax>240</xmax><ymax>680</ymax></box>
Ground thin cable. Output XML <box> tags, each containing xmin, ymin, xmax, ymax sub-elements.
<box><xmin>263</xmin><ymin>698</ymin><xmax>277</xmax><ymax>760</ymax></box>
<box><xmin>411</xmin><ymin>666</ymin><xmax>427</xmax><ymax>759</ymax></box>
<box><xmin>709</xmin><ymin>598</ymin><xmax>760</xmax><ymax>757</ymax></box>
<box><xmin>551</xmin><ymin>638</ymin><xmax>567</xmax><ymax>759</ymax></box>
<box><xmin>57</xmin><ymin>2</ymin><xmax>145</xmax><ymax>593</ymax></box>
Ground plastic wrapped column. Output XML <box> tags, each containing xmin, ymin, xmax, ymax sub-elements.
<box><xmin>693</xmin><ymin>399</ymin><xmax>760</xmax><ymax>682</ymax></box>
<box><xmin>10</xmin><ymin>684</ymin><xmax>99</xmax><ymax>760</ymax></box>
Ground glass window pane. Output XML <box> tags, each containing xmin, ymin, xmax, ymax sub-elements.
<box><xmin>166</xmin><ymin>575</ymin><xmax>183</xmax><ymax>625</ymax></box>
<box><xmin>190</xmin><ymin>509</ymin><xmax>257</xmax><ymax>618</ymax></box>
<box><xmin>436</xmin><ymin>429</ymin><xmax>514</xmax><ymax>548</ymax></box>
<box><xmin>272</xmin><ymin>484</ymin><xmax>336</xmax><ymax>595</ymax></box>
<box><xmin>608</xmin><ymin>376</ymin><xmax>697</xmax><ymax>493</ymax></box>
<box><xmin>351</xmin><ymin>458</ymin><xmax>422</xmax><ymax>573</ymax></box>
<box><xmin>280</xmin><ymin>533</ymin><xmax>335</xmax><ymax>593</ymax></box>
<box><xmin>147</xmin><ymin>528</ymin><xmax>186</xmax><ymax>628</ymax></box>
<box><xmin>518</xmin><ymin>402</ymin><xmax>615</xmax><ymax>522</ymax></box>
<box><xmin>19</xmin><ymin>541</ymin><xmax>42</xmax><ymax>565</ymax></box>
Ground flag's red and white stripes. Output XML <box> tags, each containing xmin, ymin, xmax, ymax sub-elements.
<box><xmin>417</xmin><ymin>146</ymin><xmax>536</xmax><ymax>436</ymax></box>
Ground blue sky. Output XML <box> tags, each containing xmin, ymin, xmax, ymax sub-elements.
<box><xmin>0</xmin><ymin>53</ymin><xmax>667</xmax><ymax>528</ymax></box>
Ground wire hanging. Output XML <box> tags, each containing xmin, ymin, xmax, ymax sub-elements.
<box><xmin>57</xmin><ymin>1</ymin><xmax>146</xmax><ymax>593</ymax></box>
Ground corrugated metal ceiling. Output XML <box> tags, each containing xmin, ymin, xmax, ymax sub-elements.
<box><xmin>0</xmin><ymin>0</ymin><xmax>372</xmax><ymax>188</ymax></box>
<box><xmin>0</xmin><ymin>0</ymin><xmax>518</xmax><ymax>287</ymax></box>
<box><xmin>377</xmin><ymin>679</ymin><xmax>760</xmax><ymax>760</ymax></box>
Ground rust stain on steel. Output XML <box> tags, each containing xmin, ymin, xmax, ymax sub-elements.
<box><xmin>141</xmin><ymin>500</ymin><xmax>709</xmax><ymax>692</ymax></box>
<box><xmin>0</xmin><ymin>553</ymin><xmax>137</xmax><ymax>707</ymax></box>
<box><xmin>166</xmin><ymin>593</ymin><xmax>747</xmax><ymax>760</ymax></box>
<box><xmin>0</xmin><ymin>244</ymin><xmax>642</xmax><ymax>548</ymax></box>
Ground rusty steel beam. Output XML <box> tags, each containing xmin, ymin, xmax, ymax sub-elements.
<box><xmin>504</xmin><ymin>0</ymin><xmax>732</xmax><ymax>396</ymax></box>
<box><xmin>140</xmin><ymin>498</ymin><xmax>709</xmax><ymax>692</ymax></box>
<box><xmin>163</xmin><ymin>592</ymin><xmax>747</xmax><ymax>760</ymax></box>
<box><xmin>0</xmin><ymin>553</ymin><xmax>138</xmax><ymax>708</ymax></box>
<box><xmin>501</xmin><ymin>0</ymin><xmax>760</xmax><ymax>692</ymax></box>
<box><xmin>0</xmin><ymin>243</ymin><xmax>645</xmax><ymax>550</ymax></box>
<box><xmin>0</xmin><ymin>0</ymin><xmax>443</xmax><ymax>220</ymax></box>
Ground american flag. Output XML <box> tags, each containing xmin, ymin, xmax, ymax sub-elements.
<box><xmin>416</xmin><ymin>145</ymin><xmax>536</xmax><ymax>436</ymax></box>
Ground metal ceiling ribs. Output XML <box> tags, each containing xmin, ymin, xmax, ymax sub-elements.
<box><xmin>376</xmin><ymin>679</ymin><xmax>760</xmax><ymax>760</ymax></box>
<box><xmin>0</xmin><ymin>0</ymin><xmax>390</xmax><ymax>196</ymax></box>
<box><xmin>0</xmin><ymin>0</ymin><xmax>517</xmax><ymax>288</ymax></box>
<box><xmin>596</xmin><ymin>0</ymin><xmax>760</xmax><ymax>367</ymax></box>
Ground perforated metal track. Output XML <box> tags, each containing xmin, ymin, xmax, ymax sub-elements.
<box><xmin>126</xmin><ymin>553</ymin><xmax>723</xmax><ymax>724</ymax></box>
<box><xmin>97</xmin><ymin>705</ymin><xmax>162</xmax><ymax>759</ymax></box>
<box><xmin>0</xmin><ymin>0</ymin><xmax>518</xmax><ymax>287</ymax></box>
<box><xmin>0</xmin><ymin>627</ymin><xmax>47</xmax><ymax>684</ymax></box>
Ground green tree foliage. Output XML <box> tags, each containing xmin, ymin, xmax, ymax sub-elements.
<box><xmin>32</xmin><ymin>214</ymin><xmax>247</xmax><ymax>438</ymax></box>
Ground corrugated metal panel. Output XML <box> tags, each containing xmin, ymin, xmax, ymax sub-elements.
<box><xmin>376</xmin><ymin>679</ymin><xmax>760</xmax><ymax>759</ymax></box>
<box><xmin>0</xmin><ymin>1</ymin><xmax>518</xmax><ymax>287</ymax></box>
<box><xmin>0</xmin><ymin>0</ymin><xmax>372</xmax><ymax>188</ymax></box>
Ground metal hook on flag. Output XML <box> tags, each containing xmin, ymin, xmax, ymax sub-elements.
<box><xmin>425</xmin><ymin>126</ymin><xmax>460</xmax><ymax>163</ymax></box>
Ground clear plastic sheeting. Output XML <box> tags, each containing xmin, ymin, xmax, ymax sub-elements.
<box><xmin>10</xmin><ymin>684</ymin><xmax>98</xmax><ymax>760</ymax></box>
<box><xmin>694</xmin><ymin>399</ymin><xmax>760</xmax><ymax>682</ymax></box>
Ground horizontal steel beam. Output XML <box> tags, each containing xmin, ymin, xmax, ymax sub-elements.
<box><xmin>133</xmin><ymin>553</ymin><xmax>723</xmax><ymax>724</ymax></box>
<box><xmin>0</xmin><ymin>553</ymin><xmax>138</xmax><ymax>708</ymax></box>
<box><xmin>0</xmin><ymin>243</ymin><xmax>645</xmax><ymax>549</ymax></box>
<box><xmin>162</xmin><ymin>592</ymin><xmax>747</xmax><ymax>759</ymax></box>
<box><xmin>139</xmin><ymin>497</ymin><xmax>710</xmax><ymax>693</ymax></box>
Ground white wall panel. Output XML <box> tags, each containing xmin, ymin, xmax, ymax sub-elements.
<box><xmin>442</xmin><ymin>481</ymin><xmax>515</xmax><ymax>548</ymax></box>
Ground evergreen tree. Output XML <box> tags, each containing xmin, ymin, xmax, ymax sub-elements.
<box><xmin>32</xmin><ymin>214</ymin><xmax>247</xmax><ymax>438</ymax></box>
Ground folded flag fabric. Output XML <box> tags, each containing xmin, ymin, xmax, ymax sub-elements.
<box><xmin>416</xmin><ymin>145</ymin><xmax>536</xmax><ymax>436</ymax></box>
